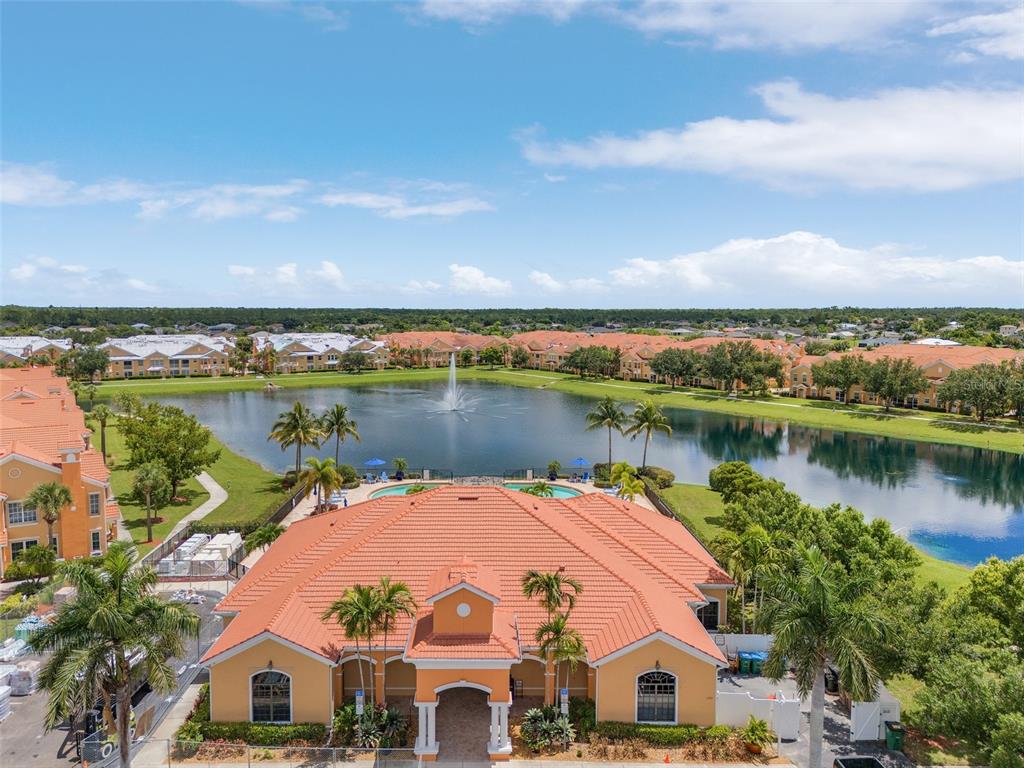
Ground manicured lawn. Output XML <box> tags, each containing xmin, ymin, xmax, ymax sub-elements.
<box><xmin>201</xmin><ymin>434</ymin><xmax>292</xmax><ymax>528</ymax></box>
<box><xmin>92</xmin><ymin>367</ymin><xmax>1024</xmax><ymax>454</ymax></box>
<box><xmin>657</xmin><ymin>483</ymin><xmax>972</xmax><ymax>591</ymax></box>
<box><xmin>103</xmin><ymin>424</ymin><xmax>209</xmax><ymax>553</ymax></box>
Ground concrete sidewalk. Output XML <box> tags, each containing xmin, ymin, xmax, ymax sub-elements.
<box><xmin>117</xmin><ymin>471</ymin><xmax>228</xmax><ymax>545</ymax></box>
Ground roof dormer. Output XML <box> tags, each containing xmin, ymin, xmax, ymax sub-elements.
<box><xmin>425</xmin><ymin>557</ymin><xmax>500</xmax><ymax>635</ymax></box>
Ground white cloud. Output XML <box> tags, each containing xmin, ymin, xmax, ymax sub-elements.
<box><xmin>400</xmin><ymin>279</ymin><xmax>443</xmax><ymax>294</ymax></box>
<box><xmin>274</xmin><ymin>263</ymin><xmax>299</xmax><ymax>285</ymax></box>
<box><xmin>543</xmin><ymin>173</ymin><xmax>567</xmax><ymax>183</ymax></box>
<box><xmin>7</xmin><ymin>255</ymin><xmax>159</xmax><ymax>297</ymax></box>
<box><xmin>419</xmin><ymin>0</ymin><xmax>584</xmax><ymax>27</ymax></box>
<box><xmin>296</xmin><ymin>3</ymin><xmax>348</xmax><ymax>31</ymax></box>
<box><xmin>312</xmin><ymin>260</ymin><xmax>346</xmax><ymax>290</ymax></box>
<box><xmin>606</xmin><ymin>231</ymin><xmax>1024</xmax><ymax>305</ymax></box>
<box><xmin>448</xmin><ymin>263</ymin><xmax>512</xmax><ymax>295</ymax></box>
<box><xmin>227</xmin><ymin>264</ymin><xmax>257</xmax><ymax>276</ymax></box>
<box><xmin>610</xmin><ymin>1</ymin><xmax>930</xmax><ymax>50</ymax></box>
<box><xmin>523</xmin><ymin>80</ymin><xmax>1023</xmax><ymax>191</ymax></box>
<box><xmin>528</xmin><ymin>270</ymin><xmax>607</xmax><ymax>294</ymax></box>
<box><xmin>928</xmin><ymin>8</ymin><xmax>1024</xmax><ymax>61</ymax></box>
<box><xmin>319</xmin><ymin>190</ymin><xmax>493</xmax><ymax>219</ymax></box>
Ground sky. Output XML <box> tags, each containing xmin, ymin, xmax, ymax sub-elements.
<box><xmin>2</xmin><ymin>0</ymin><xmax>1023</xmax><ymax>309</ymax></box>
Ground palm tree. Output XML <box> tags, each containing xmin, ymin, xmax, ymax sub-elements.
<box><xmin>713</xmin><ymin>532</ymin><xmax>751</xmax><ymax>633</ymax></box>
<box><xmin>132</xmin><ymin>462</ymin><xmax>171</xmax><ymax>543</ymax></box>
<box><xmin>624</xmin><ymin>400</ymin><xmax>672</xmax><ymax>470</ymax></box>
<box><xmin>245</xmin><ymin>523</ymin><xmax>285</xmax><ymax>554</ymax></box>
<box><xmin>298</xmin><ymin>457</ymin><xmax>342</xmax><ymax>512</ymax></box>
<box><xmin>322</xmin><ymin>585</ymin><xmax>380</xmax><ymax>704</ymax></box>
<box><xmin>521</xmin><ymin>570</ymin><xmax>583</xmax><ymax>616</ymax></box>
<box><xmin>84</xmin><ymin>384</ymin><xmax>98</xmax><ymax>407</ymax></box>
<box><xmin>523</xmin><ymin>481</ymin><xmax>554</xmax><ymax>497</ymax></box>
<box><xmin>90</xmin><ymin>404</ymin><xmax>113</xmax><ymax>461</ymax></box>
<box><xmin>616</xmin><ymin>473</ymin><xmax>646</xmax><ymax>502</ymax></box>
<box><xmin>31</xmin><ymin>543</ymin><xmax>199</xmax><ymax>768</ymax></box>
<box><xmin>535</xmin><ymin>613</ymin><xmax>587</xmax><ymax>693</ymax></box>
<box><xmin>268</xmin><ymin>402</ymin><xmax>325</xmax><ymax>475</ymax></box>
<box><xmin>321</xmin><ymin>404</ymin><xmax>361</xmax><ymax>465</ymax></box>
<box><xmin>26</xmin><ymin>483</ymin><xmax>72</xmax><ymax>556</ymax></box>
<box><xmin>759</xmin><ymin>546</ymin><xmax>885</xmax><ymax>768</ymax></box>
<box><xmin>585</xmin><ymin>396</ymin><xmax>626</xmax><ymax>471</ymax></box>
<box><xmin>374</xmin><ymin>577</ymin><xmax>416</xmax><ymax>704</ymax></box>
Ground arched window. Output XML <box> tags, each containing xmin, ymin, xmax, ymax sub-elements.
<box><xmin>251</xmin><ymin>670</ymin><xmax>291</xmax><ymax>723</ymax></box>
<box><xmin>637</xmin><ymin>670</ymin><xmax>676</xmax><ymax>723</ymax></box>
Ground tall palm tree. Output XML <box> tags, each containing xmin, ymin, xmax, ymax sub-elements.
<box><xmin>245</xmin><ymin>523</ymin><xmax>285</xmax><ymax>554</ymax></box>
<box><xmin>521</xmin><ymin>570</ymin><xmax>583</xmax><ymax>616</ymax></box>
<box><xmin>298</xmin><ymin>457</ymin><xmax>342</xmax><ymax>512</ymax></box>
<box><xmin>26</xmin><ymin>483</ymin><xmax>72</xmax><ymax>556</ymax></box>
<box><xmin>535</xmin><ymin>613</ymin><xmax>587</xmax><ymax>693</ymax></box>
<box><xmin>585</xmin><ymin>396</ymin><xmax>626</xmax><ymax>471</ymax></box>
<box><xmin>712</xmin><ymin>531</ymin><xmax>751</xmax><ymax>633</ymax></box>
<box><xmin>90</xmin><ymin>404</ymin><xmax>113</xmax><ymax>460</ymax></box>
<box><xmin>31</xmin><ymin>543</ymin><xmax>199</xmax><ymax>768</ymax></box>
<box><xmin>132</xmin><ymin>462</ymin><xmax>171</xmax><ymax>543</ymax></box>
<box><xmin>268</xmin><ymin>402</ymin><xmax>325</xmax><ymax>475</ymax></box>
<box><xmin>624</xmin><ymin>400</ymin><xmax>672</xmax><ymax>470</ymax></box>
<box><xmin>322</xmin><ymin>585</ymin><xmax>380</xmax><ymax>705</ymax></box>
<box><xmin>374</xmin><ymin>577</ymin><xmax>416</xmax><ymax>704</ymax></box>
<box><xmin>320</xmin><ymin>404</ymin><xmax>361</xmax><ymax>465</ymax></box>
<box><xmin>760</xmin><ymin>546</ymin><xmax>885</xmax><ymax>768</ymax></box>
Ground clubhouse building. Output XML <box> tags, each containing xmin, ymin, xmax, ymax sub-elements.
<box><xmin>202</xmin><ymin>485</ymin><xmax>733</xmax><ymax>759</ymax></box>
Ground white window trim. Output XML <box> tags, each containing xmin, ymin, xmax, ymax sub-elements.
<box><xmin>88</xmin><ymin>493</ymin><xmax>102</xmax><ymax>517</ymax></box>
<box><xmin>90</xmin><ymin>528</ymin><xmax>102</xmax><ymax>556</ymax></box>
<box><xmin>635</xmin><ymin>668</ymin><xmax>678</xmax><ymax>726</ymax></box>
<box><xmin>6</xmin><ymin>500</ymin><xmax>38</xmax><ymax>526</ymax></box>
<box><xmin>695</xmin><ymin>597</ymin><xmax>720</xmax><ymax>631</ymax></box>
<box><xmin>10</xmin><ymin>537</ymin><xmax>40</xmax><ymax>556</ymax></box>
<box><xmin>249</xmin><ymin>669</ymin><xmax>292</xmax><ymax>724</ymax></box>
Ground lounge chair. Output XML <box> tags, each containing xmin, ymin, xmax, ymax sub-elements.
<box><xmin>380</xmin><ymin>472</ymin><xmax>389</xmax><ymax>483</ymax></box>
<box><xmin>582</xmin><ymin>472</ymin><xmax>590</xmax><ymax>482</ymax></box>
<box><xmin>365</xmin><ymin>473</ymin><xmax>374</xmax><ymax>484</ymax></box>
<box><xmin>602</xmin><ymin>483</ymin><xmax>622</xmax><ymax>496</ymax></box>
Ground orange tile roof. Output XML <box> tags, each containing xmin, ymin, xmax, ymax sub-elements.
<box><xmin>205</xmin><ymin>486</ymin><xmax>731</xmax><ymax>667</ymax></box>
<box><xmin>508</xmin><ymin>331</ymin><xmax>798</xmax><ymax>359</ymax></box>
<box><xmin>405</xmin><ymin>607</ymin><xmax>520</xmax><ymax>660</ymax></box>
<box><xmin>426</xmin><ymin>557</ymin><xmax>501</xmax><ymax>601</ymax></box>
<box><xmin>381</xmin><ymin>331</ymin><xmax>498</xmax><ymax>351</ymax></box>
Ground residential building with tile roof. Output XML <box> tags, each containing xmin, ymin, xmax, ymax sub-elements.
<box><xmin>381</xmin><ymin>331</ymin><xmax>500</xmax><ymax>368</ymax></box>
<box><xmin>100</xmin><ymin>334</ymin><xmax>235</xmax><ymax>379</ymax></box>
<box><xmin>201</xmin><ymin>485</ymin><xmax>733</xmax><ymax>757</ymax></box>
<box><xmin>0</xmin><ymin>336</ymin><xmax>72</xmax><ymax>366</ymax></box>
<box><xmin>0</xmin><ymin>367</ymin><xmax>119</xmax><ymax>574</ymax></box>
<box><xmin>255</xmin><ymin>333</ymin><xmax>388</xmax><ymax>373</ymax></box>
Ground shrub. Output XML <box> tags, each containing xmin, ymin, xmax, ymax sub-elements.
<box><xmin>177</xmin><ymin>684</ymin><xmax>327</xmax><ymax>746</ymax></box>
<box><xmin>708</xmin><ymin>461</ymin><xmax>774</xmax><ymax>502</ymax></box>
<box><xmin>592</xmin><ymin>463</ymin><xmax>611</xmax><ymax>481</ymax></box>
<box><xmin>568</xmin><ymin>697</ymin><xmax>596</xmax><ymax>738</ymax></box>
<box><xmin>520</xmin><ymin>707</ymin><xmax>575</xmax><ymax>751</ymax></box>
<box><xmin>991</xmin><ymin>712</ymin><xmax>1024</xmax><ymax>768</ymax></box>
<box><xmin>337</xmin><ymin>464</ymin><xmax>357</xmax><ymax>484</ymax></box>
<box><xmin>591</xmin><ymin>721</ymin><xmax>728</xmax><ymax>746</ymax></box>
<box><xmin>640</xmin><ymin>465</ymin><xmax>675</xmax><ymax>488</ymax></box>
<box><xmin>332</xmin><ymin>703</ymin><xmax>408</xmax><ymax>748</ymax></box>
<box><xmin>739</xmin><ymin>716</ymin><xmax>772</xmax><ymax>747</ymax></box>
<box><xmin>0</xmin><ymin>593</ymin><xmax>36</xmax><ymax>618</ymax></box>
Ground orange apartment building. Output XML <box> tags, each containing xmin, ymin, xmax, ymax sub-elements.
<box><xmin>789</xmin><ymin>343</ymin><xmax>1024</xmax><ymax>410</ymax></box>
<box><xmin>381</xmin><ymin>332</ymin><xmax>500</xmax><ymax>367</ymax></box>
<box><xmin>0</xmin><ymin>367</ymin><xmax>119</xmax><ymax>576</ymax></box>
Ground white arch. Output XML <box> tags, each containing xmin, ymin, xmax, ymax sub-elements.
<box><xmin>520</xmin><ymin>653</ymin><xmax>546</xmax><ymax>664</ymax></box>
<box><xmin>635</xmin><ymin>668</ymin><xmax>677</xmax><ymax>726</ymax></box>
<box><xmin>434</xmin><ymin>681</ymin><xmax>492</xmax><ymax>695</ymax></box>
<box><xmin>384</xmin><ymin>654</ymin><xmax>406</xmax><ymax>665</ymax></box>
<box><xmin>338</xmin><ymin>654</ymin><xmax>377</xmax><ymax>666</ymax></box>
<box><xmin>249</xmin><ymin>668</ymin><xmax>292</xmax><ymax>724</ymax></box>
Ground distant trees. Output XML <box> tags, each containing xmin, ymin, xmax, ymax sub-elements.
<box><xmin>230</xmin><ymin>335</ymin><xmax>254</xmax><ymax>374</ymax></box>
<box><xmin>650</xmin><ymin>348</ymin><xmax>703</xmax><ymax>388</ymax></box>
<box><xmin>132</xmin><ymin>462</ymin><xmax>172</xmax><ymax>543</ymax></box>
<box><xmin>480</xmin><ymin>346</ymin><xmax>505</xmax><ymax>369</ymax></box>
<box><xmin>938</xmin><ymin>361</ymin><xmax>1023</xmax><ymax>422</ymax></box>
<box><xmin>56</xmin><ymin>346</ymin><xmax>109</xmax><ymax>382</ymax></box>
<box><xmin>562</xmin><ymin>345</ymin><xmax>619</xmax><ymax>378</ymax></box>
<box><xmin>510</xmin><ymin>346</ymin><xmax>530</xmax><ymax>368</ymax></box>
<box><xmin>811</xmin><ymin>355</ymin><xmax>929</xmax><ymax>411</ymax></box>
<box><xmin>339</xmin><ymin>350</ymin><xmax>369</xmax><ymax>373</ymax></box>
<box><xmin>458</xmin><ymin>348</ymin><xmax>475</xmax><ymax>367</ymax></box>
<box><xmin>811</xmin><ymin>356</ymin><xmax>868</xmax><ymax>403</ymax></box>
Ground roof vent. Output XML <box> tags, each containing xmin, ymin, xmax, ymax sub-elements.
<box><xmin>457</xmin><ymin>496</ymin><xmax>479</xmax><ymax>501</ymax></box>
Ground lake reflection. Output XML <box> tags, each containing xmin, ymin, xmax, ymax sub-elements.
<box><xmin>154</xmin><ymin>381</ymin><xmax>1023</xmax><ymax>566</ymax></box>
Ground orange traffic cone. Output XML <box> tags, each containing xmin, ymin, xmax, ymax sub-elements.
<box><xmin>664</xmin><ymin>755</ymin><xmax>671</xmax><ymax>764</ymax></box>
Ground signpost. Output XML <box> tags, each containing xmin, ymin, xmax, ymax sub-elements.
<box><xmin>560</xmin><ymin>688</ymin><xmax>569</xmax><ymax>715</ymax></box>
<box><xmin>355</xmin><ymin>690</ymin><xmax>365</xmax><ymax>716</ymax></box>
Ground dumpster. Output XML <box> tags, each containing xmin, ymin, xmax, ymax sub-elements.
<box><xmin>885</xmin><ymin>721</ymin><xmax>905</xmax><ymax>752</ymax></box>
<box><xmin>738</xmin><ymin>654</ymin><xmax>751</xmax><ymax>674</ymax></box>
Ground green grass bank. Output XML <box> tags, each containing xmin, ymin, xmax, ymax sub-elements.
<box><xmin>91</xmin><ymin>367</ymin><xmax>1024</xmax><ymax>455</ymax></box>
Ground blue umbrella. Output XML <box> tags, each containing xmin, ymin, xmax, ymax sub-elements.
<box><xmin>364</xmin><ymin>458</ymin><xmax>386</xmax><ymax>467</ymax></box>
<box><xmin>572</xmin><ymin>457</ymin><xmax>589</xmax><ymax>467</ymax></box>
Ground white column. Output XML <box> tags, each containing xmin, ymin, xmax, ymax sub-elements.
<box><xmin>488</xmin><ymin>703</ymin><xmax>501</xmax><ymax>751</ymax></box>
<box><xmin>499</xmin><ymin>703</ymin><xmax>510</xmax><ymax>750</ymax></box>
<box><xmin>414</xmin><ymin>703</ymin><xmax>438</xmax><ymax>755</ymax></box>
<box><xmin>416</xmin><ymin>704</ymin><xmax>427</xmax><ymax>751</ymax></box>
<box><xmin>427</xmin><ymin>703</ymin><xmax>437</xmax><ymax>748</ymax></box>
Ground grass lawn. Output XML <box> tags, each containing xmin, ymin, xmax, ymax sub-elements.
<box><xmin>92</xmin><ymin>367</ymin><xmax>1024</xmax><ymax>455</ymax></box>
<box><xmin>201</xmin><ymin>434</ymin><xmax>292</xmax><ymax>528</ymax></box>
<box><xmin>103</xmin><ymin>424</ymin><xmax>209</xmax><ymax>553</ymax></box>
<box><xmin>657</xmin><ymin>483</ymin><xmax>972</xmax><ymax>592</ymax></box>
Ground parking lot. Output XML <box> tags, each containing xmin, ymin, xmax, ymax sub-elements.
<box><xmin>0</xmin><ymin>587</ymin><xmax>225</xmax><ymax>767</ymax></box>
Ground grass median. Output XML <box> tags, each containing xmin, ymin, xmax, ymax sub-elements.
<box><xmin>92</xmin><ymin>367</ymin><xmax>1024</xmax><ymax>455</ymax></box>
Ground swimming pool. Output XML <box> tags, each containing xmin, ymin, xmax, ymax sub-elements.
<box><xmin>503</xmin><ymin>482</ymin><xmax>583</xmax><ymax>498</ymax></box>
<box><xmin>368</xmin><ymin>483</ymin><xmax>444</xmax><ymax>498</ymax></box>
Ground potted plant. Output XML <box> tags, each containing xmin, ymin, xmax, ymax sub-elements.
<box><xmin>740</xmin><ymin>716</ymin><xmax>772</xmax><ymax>754</ymax></box>
<box><xmin>547</xmin><ymin>460</ymin><xmax>562</xmax><ymax>481</ymax></box>
<box><xmin>393</xmin><ymin>457</ymin><xmax>408</xmax><ymax>481</ymax></box>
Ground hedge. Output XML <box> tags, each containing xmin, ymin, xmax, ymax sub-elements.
<box><xmin>592</xmin><ymin>721</ymin><xmax>732</xmax><ymax>746</ymax></box>
<box><xmin>177</xmin><ymin>684</ymin><xmax>327</xmax><ymax>746</ymax></box>
<box><xmin>640</xmin><ymin>465</ymin><xmax>676</xmax><ymax>489</ymax></box>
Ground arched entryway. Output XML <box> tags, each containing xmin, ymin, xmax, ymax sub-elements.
<box><xmin>435</xmin><ymin>686</ymin><xmax>490</xmax><ymax>761</ymax></box>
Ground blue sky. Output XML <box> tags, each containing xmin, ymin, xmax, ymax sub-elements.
<box><xmin>2</xmin><ymin>1</ymin><xmax>1022</xmax><ymax>308</ymax></box>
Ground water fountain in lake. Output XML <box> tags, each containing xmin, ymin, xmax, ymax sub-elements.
<box><xmin>435</xmin><ymin>353</ymin><xmax>475</xmax><ymax>413</ymax></box>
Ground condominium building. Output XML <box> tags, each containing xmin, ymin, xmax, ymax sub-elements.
<box><xmin>381</xmin><ymin>332</ymin><xmax>499</xmax><ymax>367</ymax></box>
<box><xmin>0</xmin><ymin>367</ymin><xmax>119</xmax><ymax>575</ymax></box>
<box><xmin>254</xmin><ymin>333</ymin><xmax>388</xmax><ymax>373</ymax></box>
<box><xmin>0</xmin><ymin>336</ymin><xmax>73</xmax><ymax>366</ymax></box>
<box><xmin>101</xmin><ymin>335</ymin><xmax>234</xmax><ymax>378</ymax></box>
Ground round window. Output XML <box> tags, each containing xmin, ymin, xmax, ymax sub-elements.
<box><xmin>456</xmin><ymin>602</ymin><xmax>471</xmax><ymax>618</ymax></box>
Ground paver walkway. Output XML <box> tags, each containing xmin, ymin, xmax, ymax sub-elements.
<box><xmin>435</xmin><ymin>687</ymin><xmax>491</xmax><ymax>761</ymax></box>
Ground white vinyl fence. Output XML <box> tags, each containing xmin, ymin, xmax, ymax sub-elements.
<box><xmin>716</xmin><ymin>690</ymin><xmax>801</xmax><ymax>741</ymax></box>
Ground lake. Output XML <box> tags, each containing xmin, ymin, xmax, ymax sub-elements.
<box><xmin>154</xmin><ymin>380</ymin><xmax>1024</xmax><ymax>566</ymax></box>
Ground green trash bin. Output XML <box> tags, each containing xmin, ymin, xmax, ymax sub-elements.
<box><xmin>885</xmin><ymin>721</ymin><xmax>906</xmax><ymax>752</ymax></box>
<box><xmin>739</xmin><ymin>655</ymin><xmax>751</xmax><ymax>674</ymax></box>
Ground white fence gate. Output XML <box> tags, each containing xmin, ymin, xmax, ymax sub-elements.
<box><xmin>716</xmin><ymin>691</ymin><xmax>801</xmax><ymax>741</ymax></box>
<box><xmin>850</xmin><ymin>698</ymin><xmax>901</xmax><ymax>741</ymax></box>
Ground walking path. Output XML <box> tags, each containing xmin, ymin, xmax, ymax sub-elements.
<box><xmin>117</xmin><ymin>471</ymin><xmax>228</xmax><ymax>546</ymax></box>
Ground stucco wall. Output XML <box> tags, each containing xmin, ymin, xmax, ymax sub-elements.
<box><xmin>432</xmin><ymin>588</ymin><xmax>494</xmax><ymax>634</ymax></box>
<box><xmin>510</xmin><ymin>658</ymin><xmax>545</xmax><ymax>696</ymax></box>
<box><xmin>209</xmin><ymin>639</ymin><xmax>333</xmax><ymax>724</ymax></box>
<box><xmin>414</xmin><ymin>667</ymin><xmax>511</xmax><ymax>703</ymax></box>
<box><xmin>702</xmin><ymin>587</ymin><xmax>729</xmax><ymax>626</ymax></box>
<box><xmin>595</xmin><ymin>640</ymin><xmax>718</xmax><ymax>726</ymax></box>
